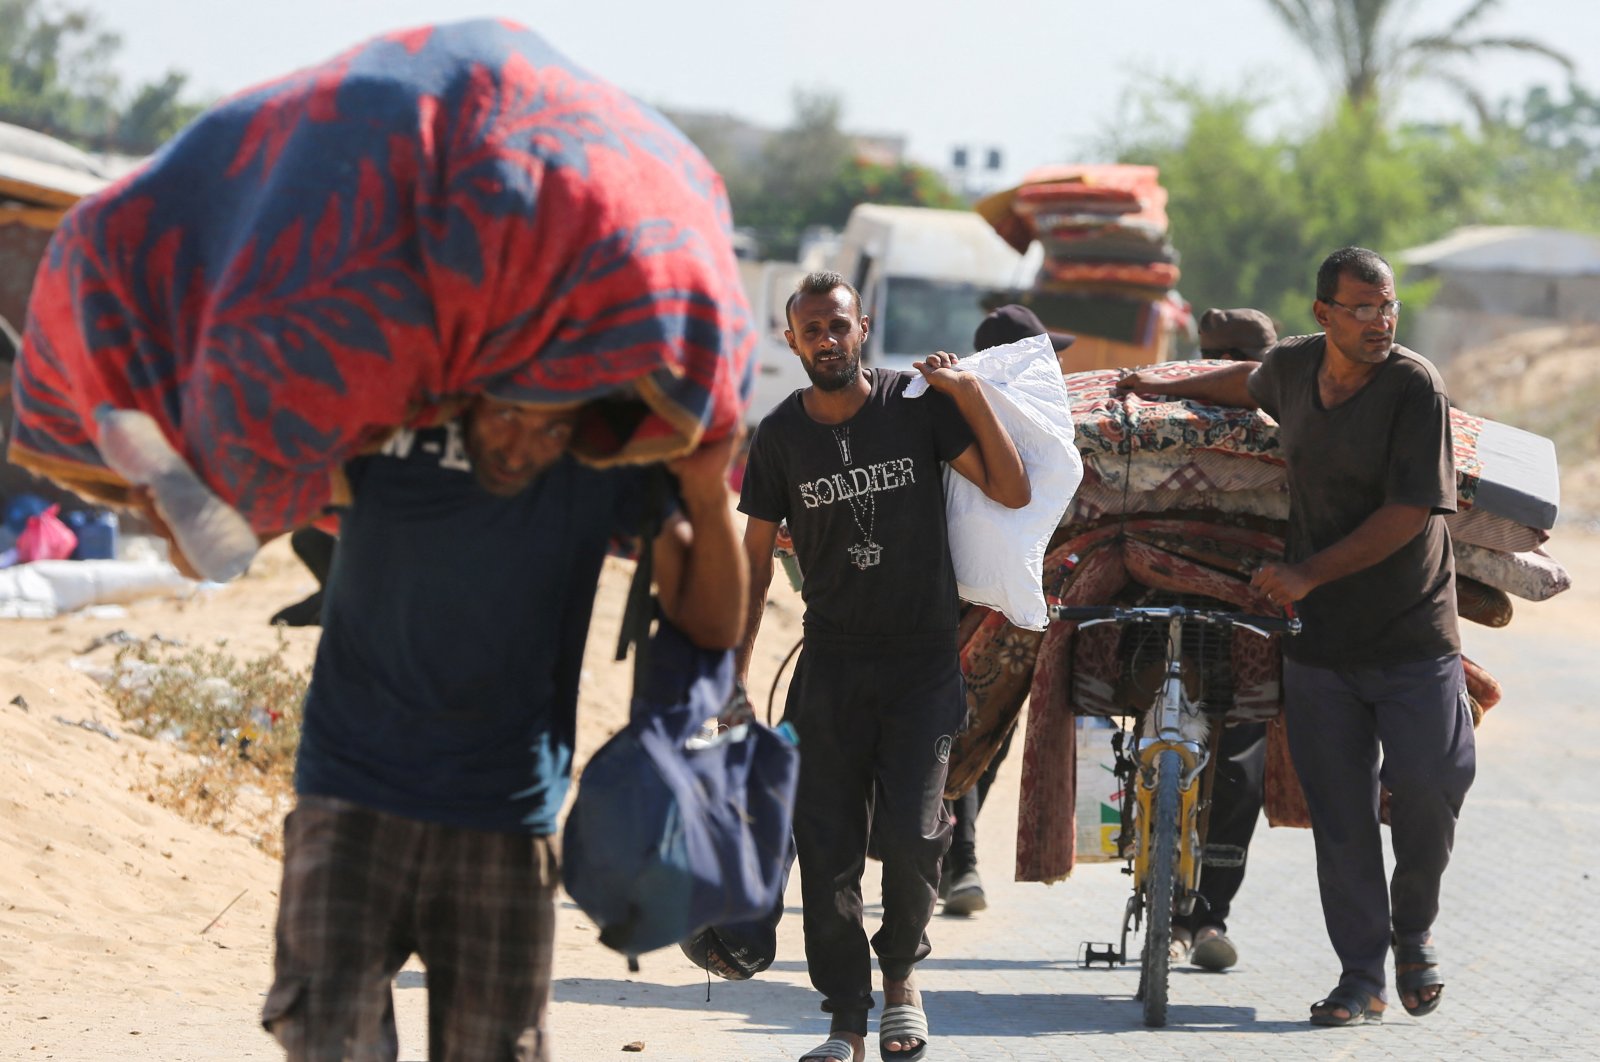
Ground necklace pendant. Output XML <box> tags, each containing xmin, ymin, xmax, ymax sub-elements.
<box><xmin>848</xmin><ymin>541</ymin><xmax>883</xmax><ymax>569</ymax></box>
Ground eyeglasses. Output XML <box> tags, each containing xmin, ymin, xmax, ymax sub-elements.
<box><xmin>1324</xmin><ymin>298</ymin><xmax>1402</xmax><ymax>323</ymax></box>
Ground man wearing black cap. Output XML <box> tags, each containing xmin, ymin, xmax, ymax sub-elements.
<box><xmin>938</xmin><ymin>304</ymin><xmax>1074</xmax><ymax>918</ymax></box>
<box><xmin>1168</xmin><ymin>307</ymin><xmax>1278</xmax><ymax>971</ymax></box>
<box><xmin>973</xmin><ymin>303</ymin><xmax>1077</xmax><ymax>363</ymax></box>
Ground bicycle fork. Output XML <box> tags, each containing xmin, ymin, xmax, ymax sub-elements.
<box><xmin>1133</xmin><ymin>741</ymin><xmax>1206</xmax><ymax>904</ymax></box>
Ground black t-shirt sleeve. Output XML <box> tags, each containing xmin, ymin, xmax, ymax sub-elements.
<box><xmin>1385</xmin><ymin>380</ymin><xmax>1456</xmax><ymax>514</ymax></box>
<box><xmin>927</xmin><ymin>388</ymin><xmax>977</xmax><ymax>463</ymax></box>
<box><xmin>1246</xmin><ymin>350</ymin><xmax>1284</xmax><ymax>420</ymax></box>
<box><xmin>737</xmin><ymin>417</ymin><xmax>789</xmax><ymax>523</ymax></box>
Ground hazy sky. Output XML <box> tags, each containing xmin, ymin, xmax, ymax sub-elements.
<box><xmin>82</xmin><ymin>1</ymin><xmax>1595</xmax><ymax>188</ymax></box>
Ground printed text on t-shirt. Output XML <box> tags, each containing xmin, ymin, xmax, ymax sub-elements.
<box><xmin>798</xmin><ymin>457</ymin><xmax>917</xmax><ymax>509</ymax></box>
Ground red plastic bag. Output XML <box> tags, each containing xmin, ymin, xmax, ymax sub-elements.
<box><xmin>16</xmin><ymin>504</ymin><xmax>78</xmax><ymax>563</ymax></box>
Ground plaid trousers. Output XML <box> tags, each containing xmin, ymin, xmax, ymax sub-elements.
<box><xmin>262</xmin><ymin>795</ymin><xmax>558</xmax><ymax>1062</ymax></box>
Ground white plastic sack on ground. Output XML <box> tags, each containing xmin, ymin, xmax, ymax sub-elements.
<box><xmin>0</xmin><ymin>559</ymin><xmax>194</xmax><ymax>619</ymax></box>
<box><xmin>904</xmin><ymin>334</ymin><xmax>1082</xmax><ymax>630</ymax></box>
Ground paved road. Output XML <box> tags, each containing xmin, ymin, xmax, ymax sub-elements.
<box><xmin>528</xmin><ymin>616</ymin><xmax>1599</xmax><ymax>1061</ymax></box>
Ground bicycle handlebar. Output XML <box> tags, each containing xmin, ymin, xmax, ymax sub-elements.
<box><xmin>1048</xmin><ymin>603</ymin><xmax>1301</xmax><ymax>636</ymax></box>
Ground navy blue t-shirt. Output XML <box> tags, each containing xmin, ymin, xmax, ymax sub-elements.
<box><xmin>294</xmin><ymin>420</ymin><xmax>642</xmax><ymax>835</ymax></box>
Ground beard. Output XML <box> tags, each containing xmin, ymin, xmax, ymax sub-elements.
<box><xmin>804</xmin><ymin>347</ymin><xmax>863</xmax><ymax>392</ymax></box>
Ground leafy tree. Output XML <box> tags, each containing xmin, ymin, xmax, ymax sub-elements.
<box><xmin>1262</xmin><ymin>0</ymin><xmax>1574</xmax><ymax>122</ymax></box>
<box><xmin>115</xmin><ymin>72</ymin><xmax>204</xmax><ymax>154</ymax></box>
<box><xmin>0</xmin><ymin>0</ymin><xmax>204</xmax><ymax>154</ymax></box>
<box><xmin>674</xmin><ymin>89</ymin><xmax>964</xmax><ymax>260</ymax></box>
<box><xmin>1291</xmin><ymin>103</ymin><xmax>1433</xmax><ymax>249</ymax></box>
<box><xmin>1102</xmin><ymin>81</ymin><xmax>1321</xmax><ymax>332</ymax></box>
<box><xmin>1503</xmin><ymin>82</ymin><xmax>1600</xmax><ymax>173</ymax></box>
<box><xmin>806</xmin><ymin>156</ymin><xmax>965</xmax><ymax>239</ymax></box>
<box><xmin>1398</xmin><ymin>120</ymin><xmax>1600</xmax><ymax>236</ymax></box>
<box><xmin>1101</xmin><ymin>77</ymin><xmax>1600</xmax><ymax>335</ymax></box>
<box><xmin>727</xmin><ymin>90</ymin><xmax>856</xmax><ymax>259</ymax></box>
<box><xmin>0</xmin><ymin>0</ymin><xmax>120</xmax><ymax>141</ymax></box>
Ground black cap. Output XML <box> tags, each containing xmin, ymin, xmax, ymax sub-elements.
<box><xmin>974</xmin><ymin>304</ymin><xmax>1076</xmax><ymax>353</ymax></box>
<box><xmin>1197</xmin><ymin>308</ymin><xmax>1277</xmax><ymax>361</ymax></box>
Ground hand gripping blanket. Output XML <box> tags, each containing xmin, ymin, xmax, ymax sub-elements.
<box><xmin>9</xmin><ymin>19</ymin><xmax>753</xmax><ymax>540</ymax></box>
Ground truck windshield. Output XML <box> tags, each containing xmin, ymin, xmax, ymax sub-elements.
<box><xmin>877</xmin><ymin>277</ymin><xmax>992</xmax><ymax>363</ymax></box>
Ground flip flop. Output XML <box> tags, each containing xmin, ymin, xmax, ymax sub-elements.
<box><xmin>878</xmin><ymin>1001</ymin><xmax>929</xmax><ymax>1061</ymax></box>
<box><xmin>1310</xmin><ymin>984</ymin><xmax>1383</xmax><ymax>1026</ymax></box>
<box><xmin>799</xmin><ymin>1037</ymin><xmax>857</xmax><ymax>1061</ymax></box>
<box><xmin>1393</xmin><ymin>939</ymin><xmax>1445</xmax><ymax>1017</ymax></box>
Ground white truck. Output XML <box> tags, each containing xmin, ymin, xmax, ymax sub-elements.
<box><xmin>744</xmin><ymin>204</ymin><xmax>1040</xmax><ymax>422</ymax></box>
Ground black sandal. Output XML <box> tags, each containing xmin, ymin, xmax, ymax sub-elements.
<box><xmin>1393</xmin><ymin>940</ymin><xmax>1445</xmax><ymax>1017</ymax></box>
<box><xmin>1310</xmin><ymin>984</ymin><xmax>1383</xmax><ymax>1026</ymax></box>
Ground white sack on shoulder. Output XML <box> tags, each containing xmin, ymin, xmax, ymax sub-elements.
<box><xmin>904</xmin><ymin>334</ymin><xmax>1082</xmax><ymax>630</ymax></box>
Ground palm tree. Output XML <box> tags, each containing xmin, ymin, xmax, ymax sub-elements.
<box><xmin>1262</xmin><ymin>0</ymin><xmax>1575</xmax><ymax>123</ymax></box>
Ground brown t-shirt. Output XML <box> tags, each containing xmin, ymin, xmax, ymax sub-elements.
<box><xmin>1248</xmin><ymin>334</ymin><xmax>1459</xmax><ymax>667</ymax></box>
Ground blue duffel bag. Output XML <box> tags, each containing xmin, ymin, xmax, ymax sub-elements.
<box><xmin>562</xmin><ymin>616</ymin><xmax>799</xmax><ymax>969</ymax></box>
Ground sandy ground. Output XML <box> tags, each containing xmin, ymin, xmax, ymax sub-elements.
<box><xmin>0</xmin><ymin>522</ymin><xmax>1593</xmax><ymax>1060</ymax></box>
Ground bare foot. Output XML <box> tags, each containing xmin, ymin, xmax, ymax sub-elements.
<box><xmin>1169</xmin><ymin>926</ymin><xmax>1192</xmax><ymax>963</ymax></box>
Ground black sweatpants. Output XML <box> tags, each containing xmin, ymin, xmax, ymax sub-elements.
<box><xmin>946</xmin><ymin>726</ymin><xmax>1014</xmax><ymax>874</ymax></box>
<box><xmin>1282</xmin><ymin>653</ymin><xmax>1476</xmax><ymax>1003</ymax></box>
<box><xmin>784</xmin><ymin>634</ymin><xmax>965</xmax><ymax>1037</ymax></box>
<box><xmin>1178</xmin><ymin>721</ymin><xmax>1266</xmax><ymax>935</ymax></box>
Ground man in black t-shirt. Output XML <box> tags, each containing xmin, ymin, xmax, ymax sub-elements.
<box><xmin>261</xmin><ymin>398</ymin><xmax>746</xmax><ymax>1061</ymax></box>
<box><xmin>738</xmin><ymin>271</ymin><xmax>1029</xmax><ymax>1062</ymax></box>
<box><xmin>1164</xmin><ymin>306</ymin><xmax>1280</xmax><ymax>973</ymax></box>
<box><xmin>1117</xmin><ymin>248</ymin><xmax>1474</xmax><ymax>1028</ymax></box>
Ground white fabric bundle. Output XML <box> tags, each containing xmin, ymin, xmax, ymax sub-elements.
<box><xmin>905</xmin><ymin>334</ymin><xmax>1082</xmax><ymax>630</ymax></box>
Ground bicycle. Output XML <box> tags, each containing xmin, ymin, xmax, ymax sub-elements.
<box><xmin>1050</xmin><ymin>602</ymin><xmax>1299</xmax><ymax>1027</ymax></box>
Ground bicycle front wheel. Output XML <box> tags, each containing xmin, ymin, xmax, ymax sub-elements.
<box><xmin>1139</xmin><ymin>747</ymin><xmax>1182</xmax><ymax>1028</ymax></box>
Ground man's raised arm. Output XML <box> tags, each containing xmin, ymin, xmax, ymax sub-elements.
<box><xmin>1115</xmin><ymin>361</ymin><xmax>1261</xmax><ymax>410</ymax></box>
<box><xmin>652</xmin><ymin>434</ymin><xmax>748</xmax><ymax>649</ymax></box>
<box><xmin>915</xmin><ymin>352</ymin><xmax>1031</xmax><ymax>509</ymax></box>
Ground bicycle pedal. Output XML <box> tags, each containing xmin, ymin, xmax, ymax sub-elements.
<box><xmin>1078</xmin><ymin>941</ymin><xmax>1123</xmax><ymax>968</ymax></box>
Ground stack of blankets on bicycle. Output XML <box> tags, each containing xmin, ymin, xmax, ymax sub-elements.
<box><xmin>6</xmin><ymin>20</ymin><xmax>753</xmax><ymax>542</ymax></box>
<box><xmin>948</xmin><ymin>359</ymin><xmax>1569</xmax><ymax>884</ymax></box>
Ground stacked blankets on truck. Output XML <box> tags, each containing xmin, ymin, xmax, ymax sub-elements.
<box><xmin>947</xmin><ymin>359</ymin><xmax>1569</xmax><ymax>884</ymax></box>
<box><xmin>7</xmin><ymin>19</ymin><xmax>753</xmax><ymax>542</ymax></box>
<box><xmin>974</xmin><ymin>165</ymin><xmax>1187</xmax><ymax>366</ymax></box>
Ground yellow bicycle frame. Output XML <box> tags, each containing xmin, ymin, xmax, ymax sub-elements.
<box><xmin>1132</xmin><ymin>740</ymin><xmax>1205</xmax><ymax>897</ymax></box>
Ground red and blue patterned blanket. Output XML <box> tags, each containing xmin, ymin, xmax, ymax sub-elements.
<box><xmin>9</xmin><ymin>19</ymin><xmax>753</xmax><ymax>534</ymax></box>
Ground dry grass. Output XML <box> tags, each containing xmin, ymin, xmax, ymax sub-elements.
<box><xmin>104</xmin><ymin>633</ymin><xmax>308</xmax><ymax>857</ymax></box>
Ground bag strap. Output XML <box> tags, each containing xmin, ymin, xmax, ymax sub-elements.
<box><xmin>615</xmin><ymin>466</ymin><xmax>671</xmax><ymax>688</ymax></box>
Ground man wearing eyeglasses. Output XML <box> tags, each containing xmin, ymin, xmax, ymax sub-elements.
<box><xmin>1117</xmin><ymin>247</ymin><xmax>1473</xmax><ymax>1029</ymax></box>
